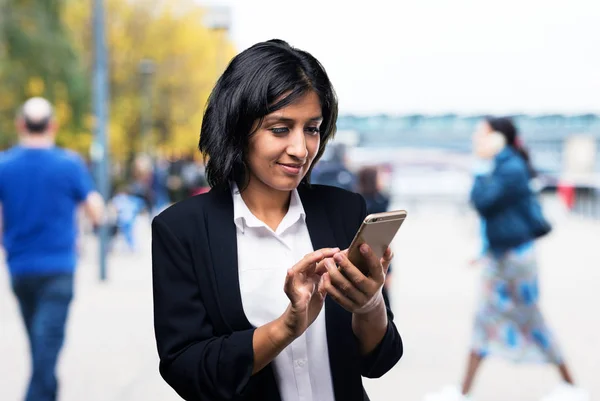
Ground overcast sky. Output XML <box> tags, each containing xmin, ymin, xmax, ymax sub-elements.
<box><xmin>199</xmin><ymin>0</ymin><xmax>600</xmax><ymax>115</ymax></box>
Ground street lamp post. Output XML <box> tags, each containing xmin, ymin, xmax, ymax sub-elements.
<box><xmin>203</xmin><ymin>6</ymin><xmax>232</xmax><ymax>75</ymax></box>
<box><xmin>139</xmin><ymin>59</ymin><xmax>155</xmax><ymax>156</ymax></box>
<box><xmin>92</xmin><ymin>0</ymin><xmax>111</xmax><ymax>281</ymax></box>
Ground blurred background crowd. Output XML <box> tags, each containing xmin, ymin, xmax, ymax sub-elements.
<box><xmin>0</xmin><ymin>0</ymin><xmax>598</xmax><ymax>401</ymax></box>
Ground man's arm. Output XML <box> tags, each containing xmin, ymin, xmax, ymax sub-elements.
<box><xmin>71</xmin><ymin>155</ymin><xmax>105</xmax><ymax>227</ymax></box>
<box><xmin>82</xmin><ymin>191</ymin><xmax>105</xmax><ymax>227</ymax></box>
<box><xmin>0</xmin><ymin>203</ymin><xmax>3</xmax><ymax>247</ymax></box>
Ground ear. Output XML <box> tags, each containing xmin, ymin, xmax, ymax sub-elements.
<box><xmin>15</xmin><ymin>118</ymin><xmax>26</xmax><ymax>133</ymax></box>
<box><xmin>47</xmin><ymin>120</ymin><xmax>59</xmax><ymax>135</ymax></box>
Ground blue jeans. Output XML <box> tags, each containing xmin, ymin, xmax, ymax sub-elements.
<box><xmin>11</xmin><ymin>273</ymin><xmax>74</xmax><ymax>401</ymax></box>
<box><xmin>119</xmin><ymin>221</ymin><xmax>135</xmax><ymax>250</ymax></box>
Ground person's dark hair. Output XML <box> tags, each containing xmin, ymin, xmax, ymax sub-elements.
<box><xmin>199</xmin><ymin>39</ymin><xmax>338</xmax><ymax>189</ymax></box>
<box><xmin>486</xmin><ymin>116</ymin><xmax>536</xmax><ymax>177</ymax></box>
<box><xmin>357</xmin><ymin>166</ymin><xmax>380</xmax><ymax>197</ymax></box>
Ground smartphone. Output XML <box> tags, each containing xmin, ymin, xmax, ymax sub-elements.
<box><xmin>346</xmin><ymin>210</ymin><xmax>407</xmax><ymax>275</ymax></box>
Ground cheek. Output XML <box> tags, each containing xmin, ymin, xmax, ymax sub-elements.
<box><xmin>247</xmin><ymin>138</ymin><xmax>280</xmax><ymax>169</ymax></box>
<box><xmin>307</xmin><ymin>136</ymin><xmax>321</xmax><ymax>160</ymax></box>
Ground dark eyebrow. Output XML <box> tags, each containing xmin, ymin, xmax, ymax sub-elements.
<box><xmin>263</xmin><ymin>115</ymin><xmax>323</xmax><ymax>124</ymax></box>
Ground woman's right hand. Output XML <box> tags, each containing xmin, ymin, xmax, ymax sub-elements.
<box><xmin>280</xmin><ymin>248</ymin><xmax>340</xmax><ymax>339</ymax></box>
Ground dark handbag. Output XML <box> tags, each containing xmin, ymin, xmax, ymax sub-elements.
<box><xmin>527</xmin><ymin>193</ymin><xmax>552</xmax><ymax>238</ymax></box>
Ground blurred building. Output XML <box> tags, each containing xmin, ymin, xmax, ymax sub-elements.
<box><xmin>337</xmin><ymin>114</ymin><xmax>600</xmax><ymax>174</ymax></box>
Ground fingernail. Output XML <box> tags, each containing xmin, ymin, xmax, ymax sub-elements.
<box><xmin>360</xmin><ymin>244</ymin><xmax>369</xmax><ymax>254</ymax></box>
<box><xmin>334</xmin><ymin>253</ymin><xmax>343</xmax><ymax>263</ymax></box>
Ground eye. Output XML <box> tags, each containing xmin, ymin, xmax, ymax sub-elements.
<box><xmin>305</xmin><ymin>126</ymin><xmax>320</xmax><ymax>135</ymax></box>
<box><xmin>269</xmin><ymin>127</ymin><xmax>289</xmax><ymax>135</ymax></box>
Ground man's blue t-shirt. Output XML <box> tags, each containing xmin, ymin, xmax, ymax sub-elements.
<box><xmin>0</xmin><ymin>146</ymin><xmax>94</xmax><ymax>277</ymax></box>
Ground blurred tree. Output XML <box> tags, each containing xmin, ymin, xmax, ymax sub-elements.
<box><xmin>0</xmin><ymin>0</ymin><xmax>90</xmax><ymax>151</ymax></box>
<box><xmin>63</xmin><ymin>0</ymin><xmax>236</xmax><ymax>162</ymax></box>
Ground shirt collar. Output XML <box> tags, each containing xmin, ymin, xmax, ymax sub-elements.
<box><xmin>231</xmin><ymin>182</ymin><xmax>306</xmax><ymax>234</ymax></box>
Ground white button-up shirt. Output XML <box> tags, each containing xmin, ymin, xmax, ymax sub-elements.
<box><xmin>232</xmin><ymin>183</ymin><xmax>336</xmax><ymax>401</ymax></box>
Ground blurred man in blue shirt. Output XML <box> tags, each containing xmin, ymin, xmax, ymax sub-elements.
<box><xmin>0</xmin><ymin>97</ymin><xmax>104</xmax><ymax>401</ymax></box>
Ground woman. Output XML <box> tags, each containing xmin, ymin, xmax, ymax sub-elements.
<box><xmin>424</xmin><ymin>117</ymin><xmax>586</xmax><ymax>401</ymax></box>
<box><xmin>152</xmin><ymin>39</ymin><xmax>402</xmax><ymax>401</ymax></box>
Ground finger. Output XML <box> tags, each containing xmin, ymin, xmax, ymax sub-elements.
<box><xmin>325</xmin><ymin>258</ymin><xmax>370</xmax><ymax>304</ymax></box>
<box><xmin>309</xmin><ymin>275</ymin><xmax>327</xmax><ymax>313</ymax></box>
<box><xmin>322</xmin><ymin>271</ymin><xmax>359</xmax><ymax>312</ymax></box>
<box><xmin>317</xmin><ymin>274</ymin><xmax>327</xmax><ymax>300</ymax></box>
<box><xmin>382</xmin><ymin>246</ymin><xmax>394</xmax><ymax>262</ymax></box>
<box><xmin>293</xmin><ymin>248</ymin><xmax>340</xmax><ymax>273</ymax></box>
<box><xmin>357</xmin><ymin>244</ymin><xmax>385</xmax><ymax>281</ymax></box>
<box><xmin>315</xmin><ymin>258</ymin><xmax>330</xmax><ymax>276</ymax></box>
<box><xmin>332</xmin><ymin>253</ymin><xmax>371</xmax><ymax>294</ymax></box>
<box><xmin>380</xmin><ymin>246</ymin><xmax>394</xmax><ymax>274</ymax></box>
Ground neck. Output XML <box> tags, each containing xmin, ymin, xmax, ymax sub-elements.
<box><xmin>240</xmin><ymin>177</ymin><xmax>292</xmax><ymax>230</ymax></box>
<box><xmin>21</xmin><ymin>134</ymin><xmax>54</xmax><ymax>148</ymax></box>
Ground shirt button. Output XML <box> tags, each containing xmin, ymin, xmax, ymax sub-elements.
<box><xmin>296</xmin><ymin>359</ymin><xmax>306</xmax><ymax>368</ymax></box>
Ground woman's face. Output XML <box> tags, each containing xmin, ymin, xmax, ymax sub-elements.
<box><xmin>472</xmin><ymin>120</ymin><xmax>507</xmax><ymax>159</ymax></box>
<box><xmin>472</xmin><ymin>120</ymin><xmax>493</xmax><ymax>151</ymax></box>
<box><xmin>474</xmin><ymin>120</ymin><xmax>493</xmax><ymax>139</ymax></box>
<box><xmin>246</xmin><ymin>90</ymin><xmax>323</xmax><ymax>193</ymax></box>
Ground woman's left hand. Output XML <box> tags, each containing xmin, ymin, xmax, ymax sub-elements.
<box><xmin>320</xmin><ymin>244</ymin><xmax>394</xmax><ymax>314</ymax></box>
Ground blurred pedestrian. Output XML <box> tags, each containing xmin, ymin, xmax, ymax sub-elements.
<box><xmin>357</xmin><ymin>166</ymin><xmax>390</xmax><ymax>214</ymax></box>
<box><xmin>0</xmin><ymin>98</ymin><xmax>104</xmax><ymax>401</ymax></box>
<box><xmin>357</xmin><ymin>166</ymin><xmax>394</xmax><ymax>292</ymax></box>
<box><xmin>130</xmin><ymin>153</ymin><xmax>154</xmax><ymax>214</ymax></box>
<box><xmin>424</xmin><ymin>117</ymin><xmax>588</xmax><ymax>401</ymax></box>
<box><xmin>107</xmin><ymin>184</ymin><xmax>144</xmax><ymax>252</ymax></box>
<box><xmin>150</xmin><ymin>155</ymin><xmax>171</xmax><ymax>216</ymax></box>
<box><xmin>311</xmin><ymin>142</ymin><xmax>357</xmax><ymax>191</ymax></box>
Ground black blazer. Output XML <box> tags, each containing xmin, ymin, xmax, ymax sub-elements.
<box><xmin>151</xmin><ymin>183</ymin><xmax>403</xmax><ymax>401</ymax></box>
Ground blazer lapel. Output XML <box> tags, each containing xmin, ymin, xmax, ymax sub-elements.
<box><xmin>298</xmin><ymin>184</ymin><xmax>338</xmax><ymax>252</ymax></box>
<box><xmin>205</xmin><ymin>185</ymin><xmax>252</xmax><ymax>331</ymax></box>
<box><xmin>298</xmin><ymin>184</ymin><xmax>355</xmax><ymax>400</ymax></box>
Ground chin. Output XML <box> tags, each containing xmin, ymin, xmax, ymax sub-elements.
<box><xmin>269</xmin><ymin>175</ymin><xmax>304</xmax><ymax>192</ymax></box>
<box><xmin>275</xmin><ymin>180</ymin><xmax>302</xmax><ymax>191</ymax></box>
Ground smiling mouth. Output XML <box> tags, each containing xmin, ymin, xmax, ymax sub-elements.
<box><xmin>277</xmin><ymin>163</ymin><xmax>304</xmax><ymax>168</ymax></box>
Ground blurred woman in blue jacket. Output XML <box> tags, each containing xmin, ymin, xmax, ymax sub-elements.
<box><xmin>424</xmin><ymin>117</ymin><xmax>587</xmax><ymax>401</ymax></box>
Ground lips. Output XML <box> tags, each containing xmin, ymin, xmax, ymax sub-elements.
<box><xmin>278</xmin><ymin>163</ymin><xmax>303</xmax><ymax>168</ymax></box>
<box><xmin>277</xmin><ymin>162</ymin><xmax>304</xmax><ymax>175</ymax></box>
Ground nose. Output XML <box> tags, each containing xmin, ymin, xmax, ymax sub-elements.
<box><xmin>286</xmin><ymin>128</ymin><xmax>308</xmax><ymax>160</ymax></box>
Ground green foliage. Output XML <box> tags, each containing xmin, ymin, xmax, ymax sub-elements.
<box><xmin>0</xmin><ymin>0</ymin><xmax>90</xmax><ymax>151</ymax></box>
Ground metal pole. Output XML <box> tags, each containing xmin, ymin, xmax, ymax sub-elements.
<box><xmin>139</xmin><ymin>59</ymin><xmax>154</xmax><ymax>156</ymax></box>
<box><xmin>93</xmin><ymin>0</ymin><xmax>110</xmax><ymax>281</ymax></box>
<box><xmin>204</xmin><ymin>6</ymin><xmax>231</xmax><ymax>75</ymax></box>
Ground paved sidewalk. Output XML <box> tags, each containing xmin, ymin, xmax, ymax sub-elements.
<box><xmin>1</xmin><ymin>207</ymin><xmax>598</xmax><ymax>401</ymax></box>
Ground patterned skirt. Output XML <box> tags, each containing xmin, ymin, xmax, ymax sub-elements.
<box><xmin>471</xmin><ymin>245</ymin><xmax>563</xmax><ymax>364</ymax></box>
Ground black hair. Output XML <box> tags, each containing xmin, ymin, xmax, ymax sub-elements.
<box><xmin>357</xmin><ymin>166</ymin><xmax>380</xmax><ymax>197</ymax></box>
<box><xmin>25</xmin><ymin>117</ymin><xmax>51</xmax><ymax>133</ymax></box>
<box><xmin>486</xmin><ymin>116</ymin><xmax>536</xmax><ymax>177</ymax></box>
<box><xmin>199</xmin><ymin>39</ymin><xmax>338</xmax><ymax>189</ymax></box>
